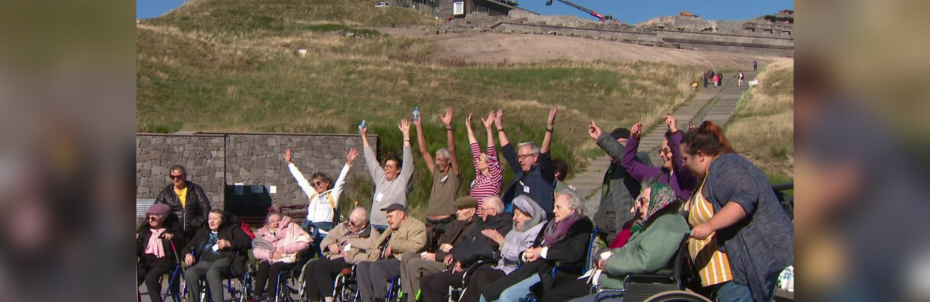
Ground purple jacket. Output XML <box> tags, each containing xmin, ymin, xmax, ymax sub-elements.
<box><xmin>621</xmin><ymin>131</ymin><xmax>696</xmax><ymax>201</ymax></box>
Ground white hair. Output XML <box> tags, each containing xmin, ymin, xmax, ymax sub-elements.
<box><xmin>482</xmin><ymin>196</ymin><xmax>505</xmax><ymax>213</ymax></box>
<box><xmin>435</xmin><ymin>147</ymin><xmax>451</xmax><ymax>159</ymax></box>
<box><xmin>517</xmin><ymin>142</ymin><xmax>540</xmax><ymax>156</ymax></box>
<box><xmin>350</xmin><ymin>207</ymin><xmax>369</xmax><ymax>223</ymax></box>
<box><xmin>557</xmin><ymin>190</ymin><xmax>585</xmax><ymax>216</ymax></box>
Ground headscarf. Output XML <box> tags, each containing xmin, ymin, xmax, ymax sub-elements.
<box><xmin>512</xmin><ymin>195</ymin><xmax>546</xmax><ymax>232</ymax></box>
<box><xmin>630</xmin><ymin>182</ymin><xmax>678</xmax><ymax>234</ymax></box>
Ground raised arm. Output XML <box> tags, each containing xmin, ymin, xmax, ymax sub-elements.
<box><xmin>414</xmin><ymin>114</ymin><xmax>436</xmax><ymax>173</ymax></box>
<box><xmin>621</xmin><ymin>123</ymin><xmax>659</xmax><ymax>182</ymax></box>
<box><xmin>399</xmin><ymin>119</ymin><xmax>415</xmax><ymax>182</ymax></box>
<box><xmin>285</xmin><ymin>148</ymin><xmax>316</xmax><ymax>198</ymax></box>
<box><xmin>330</xmin><ymin>147</ymin><xmax>357</xmax><ymax>208</ymax></box>
<box><xmin>541</xmin><ymin>107</ymin><xmax>557</xmax><ymax>154</ymax></box>
<box><xmin>589</xmin><ymin>120</ymin><xmax>625</xmax><ymax>161</ymax></box>
<box><xmin>495</xmin><ymin>109</ymin><xmax>519</xmax><ymax>172</ymax></box>
<box><xmin>482</xmin><ymin>110</ymin><xmax>497</xmax><ymax>150</ymax></box>
<box><xmin>466</xmin><ymin>113</ymin><xmax>478</xmax><ymax>145</ymax></box>
<box><xmin>359</xmin><ymin>124</ymin><xmax>385</xmax><ymax>182</ymax></box>
<box><xmin>441</xmin><ymin>107</ymin><xmax>461</xmax><ymax>175</ymax></box>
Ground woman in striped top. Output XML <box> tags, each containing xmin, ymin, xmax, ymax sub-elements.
<box><xmin>465</xmin><ymin>111</ymin><xmax>503</xmax><ymax>216</ymax></box>
<box><xmin>680</xmin><ymin>121</ymin><xmax>793</xmax><ymax>302</ymax></box>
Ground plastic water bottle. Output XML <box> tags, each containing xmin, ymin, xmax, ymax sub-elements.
<box><xmin>358</xmin><ymin>120</ymin><xmax>366</xmax><ymax>133</ymax></box>
<box><xmin>412</xmin><ymin>107</ymin><xmax>420</xmax><ymax>122</ymax></box>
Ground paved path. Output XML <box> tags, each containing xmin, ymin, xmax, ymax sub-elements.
<box><xmin>575</xmin><ymin>70</ymin><xmax>758</xmax><ymax>215</ymax></box>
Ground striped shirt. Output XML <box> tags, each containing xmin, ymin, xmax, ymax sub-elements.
<box><xmin>687</xmin><ymin>176</ymin><xmax>734</xmax><ymax>287</ymax></box>
<box><xmin>468</xmin><ymin>142</ymin><xmax>503</xmax><ymax>216</ymax></box>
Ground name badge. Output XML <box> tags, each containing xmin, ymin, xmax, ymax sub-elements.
<box><xmin>523</xmin><ymin>186</ymin><xmax>531</xmax><ymax>194</ymax></box>
<box><xmin>440</xmin><ymin>175</ymin><xmax>449</xmax><ymax>184</ymax></box>
<box><xmin>374</xmin><ymin>192</ymin><xmax>385</xmax><ymax>203</ymax></box>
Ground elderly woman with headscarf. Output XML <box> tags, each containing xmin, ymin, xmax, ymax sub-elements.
<box><xmin>453</xmin><ymin>195</ymin><xmax>547</xmax><ymax>302</ymax></box>
<box><xmin>480</xmin><ymin>191</ymin><xmax>594</xmax><ymax>302</ymax></box>
<box><xmin>540</xmin><ymin>181</ymin><xmax>690</xmax><ymax>302</ymax></box>
<box><xmin>137</xmin><ymin>203</ymin><xmax>186</xmax><ymax>302</ymax></box>
<box><xmin>249</xmin><ymin>212</ymin><xmax>312</xmax><ymax>302</ymax></box>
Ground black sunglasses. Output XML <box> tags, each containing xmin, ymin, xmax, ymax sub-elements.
<box><xmin>169</xmin><ymin>175</ymin><xmax>185</xmax><ymax>180</ymax></box>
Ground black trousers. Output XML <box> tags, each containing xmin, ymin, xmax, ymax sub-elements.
<box><xmin>138</xmin><ymin>254</ymin><xmax>178</xmax><ymax>302</ymax></box>
<box><xmin>540</xmin><ymin>278</ymin><xmax>592</xmax><ymax>302</ymax></box>
<box><xmin>254</xmin><ymin>261</ymin><xmax>297</xmax><ymax>299</ymax></box>
<box><xmin>461</xmin><ymin>268</ymin><xmax>505</xmax><ymax>302</ymax></box>
<box><xmin>480</xmin><ymin>261</ymin><xmax>547</xmax><ymax>302</ymax></box>
<box><xmin>420</xmin><ymin>270</ymin><xmax>464</xmax><ymax>302</ymax></box>
<box><xmin>304</xmin><ymin>257</ymin><xmax>349</xmax><ymax>300</ymax></box>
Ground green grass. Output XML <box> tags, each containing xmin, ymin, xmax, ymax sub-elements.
<box><xmin>137</xmin><ymin>1</ymin><xmax>702</xmax><ymax>219</ymax></box>
<box><xmin>725</xmin><ymin>61</ymin><xmax>794</xmax><ymax>184</ymax></box>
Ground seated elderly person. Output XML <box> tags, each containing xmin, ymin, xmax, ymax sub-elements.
<box><xmin>137</xmin><ymin>204</ymin><xmax>186</xmax><ymax>302</ymax></box>
<box><xmin>303</xmin><ymin>207</ymin><xmax>381</xmax><ymax>302</ymax></box>
<box><xmin>183</xmin><ymin>209</ymin><xmax>252</xmax><ymax>302</ymax></box>
<box><xmin>418</xmin><ymin>196</ymin><xmax>514</xmax><ymax>302</ymax></box>
<box><xmin>401</xmin><ymin>196</ymin><xmax>489</xmax><ymax>300</ymax></box>
<box><xmin>248</xmin><ymin>212</ymin><xmax>312</xmax><ymax>302</ymax></box>
<box><xmin>542</xmin><ymin>182</ymin><xmax>689</xmax><ymax>302</ymax></box>
<box><xmin>481</xmin><ymin>191</ymin><xmax>594</xmax><ymax>302</ymax></box>
<box><xmin>357</xmin><ymin>203</ymin><xmax>427</xmax><ymax>302</ymax></box>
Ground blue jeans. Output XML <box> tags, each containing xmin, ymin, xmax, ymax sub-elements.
<box><xmin>716</xmin><ymin>281</ymin><xmax>754</xmax><ymax>302</ymax></box>
<box><xmin>484</xmin><ymin>274</ymin><xmax>540</xmax><ymax>302</ymax></box>
<box><xmin>372</xmin><ymin>224</ymin><xmax>388</xmax><ymax>233</ymax></box>
<box><xmin>303</xmin><ymin>221</ymin><xmax>334</xmax><ymax>258</ymax></box>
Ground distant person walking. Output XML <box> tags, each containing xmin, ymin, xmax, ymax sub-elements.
<box><xmin>738</xmin><ymin>71</ymin><xmax>745</xmax><ymax>87</ymax></box>
<box><xmin>712</xmin><ymin>74</ymin><xmax>719</xmax><ymax>87</ymax></box>
<box><xmin>753</xmin><ymin>60</ymin><xmax>758</xmax><ymax>71</ymax></box>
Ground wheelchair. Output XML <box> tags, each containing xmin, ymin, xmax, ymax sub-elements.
<box><xmin>330</xmin><ymin>264</ymin><xmax>360</xmax><ymax>302</ymax></box>
<box><xmin>592</xmin><ymin>237</ymin><xmax>711</xmax><ymax>302</ymax></box>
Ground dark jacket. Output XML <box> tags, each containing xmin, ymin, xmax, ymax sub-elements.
<box><xmin>705</xmin><ymin>153</ymin><xmax>793</xmax><ymax>302</ymax></box>
<box><xmin>435</xmin><ymin>217</ymin><xmax>481</xmax><ymax>261</ymax></box>
<box><xmin>154</xmin><ymin>181</ymin><xmax>212</xmax><ymax>234</ymax></box>
<box><xmin>136</xmin><ymin>216</ymin><xmax>186</xmax><ymax>262</ymax></box>
<box><xmin>532</xmin><ymin>216</ymin><xmax>595</xmax><ymax>297</ymax></box>
<box><xmin>183</xmin><ymin>214</ymin><xmax>252</xmax><ymax>276</ymax></box>
<box><xmin>595</xmin><ymin>133</ymin><xmax>652</xmax><ymax>240</ymax></box>
<box><xmin>501</xmin><ymin>144</ymin><xmax>555</xmax><ymax>217</ymax></box>
<box><xmin>451</xmin><ymin>213</ymin><xmax>514</xmax><ymax>267</ymax></box>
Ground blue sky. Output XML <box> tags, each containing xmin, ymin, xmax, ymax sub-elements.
<box><xmin>137</xmin><ymin>0</ymin><xmax>793</xmax><ymax>24</ymax></box>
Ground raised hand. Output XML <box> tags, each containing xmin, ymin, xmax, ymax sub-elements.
<box><xmin>688</xmin><ymin>122</ymin><xmax>695</xmax><ymax>131</ymax></box>
<box><xmin>359</xmin><ymin>123</ymin><xmax>368</xmax><ymax>137</ymax></box>
<box><xmin>588</xmin><ymin>120</ymin><xmax>602</xmax><ymax>140</ymax></box>
<box><xmin>547</xmin><ymin>107</ymin><xmax>559</xmax><ymax>129</ymax></box>
<box><xmin>494</xmin><ymin>108</ymin><xmax>504</xmax><ymax>130</ymax></box>
<box><xmin>346</xmin><ymin>147</ymin><xmax>359</xmax><ymax>166</ymax></box>
<box><xmin>482</xmin><ymin>110</ymin><xmax>495</xmax><ymax>129</ymax></box>
<box><xmin>466</xmin><ymin>112</ymin><xmax>473</xmax><ymax>127</ymax></box>
<box><xmin>665</xmin><ymin>115</ymin><xmax>678</xmax><ymax>133</ymax></box>
<box><xmin>398</xmin><ymin>119</ymin><xmax>411</xmax><ymax>137</ymax></box>
<box><xmin>631</xmin><ymin>123</ymin><xmax>643</xmax><ymax>140</ymax></box>
<box><xmin>441</xmin><ymin>107</ymin><xmax>454</xmax><ymax>127</ymax></box>
<box><xmin>284</xmin><ymin>148</ymin><xmax>293</xmax><ymax>164</ymax></box>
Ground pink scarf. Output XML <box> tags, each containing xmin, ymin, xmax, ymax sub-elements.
<box><xmin>145</xmin><ymin>228</ymin><xmax>167</xmax><ymax>258</ymax></box>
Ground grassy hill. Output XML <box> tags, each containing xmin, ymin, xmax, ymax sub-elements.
<box><xmin>137</xmin><ymin>0</ymin><xmax>705</xmax><ymax>218</ymax></box>
<box><xmin>726</xmin><ymin>60</ymin><xmax>794</xmax><ymax>185</ymax></box>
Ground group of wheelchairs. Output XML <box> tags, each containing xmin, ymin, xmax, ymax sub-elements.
<box><xmin>142</xmin><ymin>227</ymin><xmax>716</xmax><ymax>302</ymax></box>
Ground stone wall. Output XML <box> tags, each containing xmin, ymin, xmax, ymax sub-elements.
<box><xmin>136</xmin><ymin>133</ymin><xmax>379</xmax><ymax>211</ymax></box>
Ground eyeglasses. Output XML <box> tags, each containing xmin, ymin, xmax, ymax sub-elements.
<box><xmin>660</xmin><ymin>148</ymin><xmax>673</xmax><ymax>154</ymax></box>
<box><xmin>312</xmin><ymin>181</ymin><xmax>327</xmax><ymax>187</ymax></box>
<box><xmin>148</xmin><ymin>216</ymin><xmax>160</xmax><ymax>221</ymax></box>
<box><xmin>517</xmin><ymin>154</ymin><xmax>535</xmax><ymax>160</ymax></box>
<box><xmin>169</xmin><ymin>175</ymin><xmax>185</xmax><ymax>180</ymax></box>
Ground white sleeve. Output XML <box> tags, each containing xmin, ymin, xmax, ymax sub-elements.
<box><xmin>288</xmin><ymin>163</ymin><xmax>315</xmax><ymax>199</ymax></box>
<box><xmin>364</xmin><ymin>146</ymin><xmax>385</xmax><ymax>183</ymax></box>
<box><xmin>540</xmin><ymin>247</ymin><xmax>549</xmax><ymax>259</ymax></box>
<box><xmin>330</xmin><ymin>163</ymin><xmax>351</xmax><ymax>209</ymax></box>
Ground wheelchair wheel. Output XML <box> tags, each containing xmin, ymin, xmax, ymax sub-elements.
<box><xmin>642</xmin><ymin>290</ymin><xmax>713</xmax><ymax>302</ymax></box>
<box><xmin>337</xmin><ymin>280</ymin><xmax>359</xmax><ymax>302</ymax></box>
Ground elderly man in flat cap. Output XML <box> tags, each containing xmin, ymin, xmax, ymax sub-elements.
<box><xmin>356</xmin><ymin>203</ymin><xmax>426</xmax><ymax>302</ymax></box>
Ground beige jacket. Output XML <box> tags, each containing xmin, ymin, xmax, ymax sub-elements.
<box><xmin>375</xmin><ymin>217</ymin><xmax>427</xmax><ymax>261</ymax></box>
<box><xmin>320</xmin><ymin>221</ymin><xmax>382</xmax><ymax>264</ymax></box>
